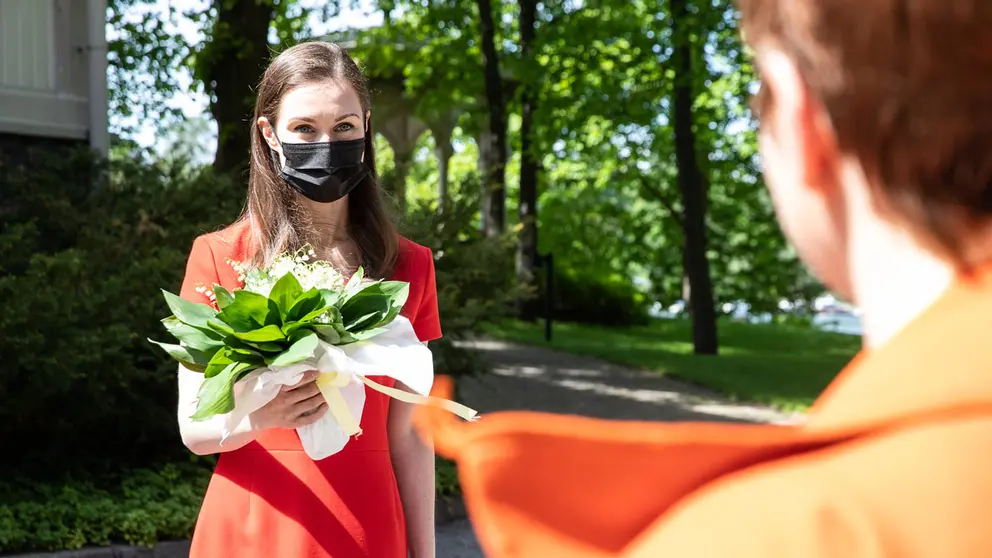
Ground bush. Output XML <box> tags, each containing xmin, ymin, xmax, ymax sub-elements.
<box><xmin>0</xmin><ymin>462</ymin><xmax>212</xmax><ymax>553</ymax></box>
<box><xmin>0</xmin><ymin>458</ymin><xmax>462</xmax><ymax>554</ymax></box>
<box><xmin>550</xmin><ymin>269</ymin><xmax>651</xmax><ymax>327</ymax></box>
<box><xmin>0</xmin><ymin>148</ymin><xmax>245</xmax><ymax>471</ymax></box>
<box><xmin>403</xmin><ymin>185</ymin><xmax>517</xmax><ymax>378</ymax></box>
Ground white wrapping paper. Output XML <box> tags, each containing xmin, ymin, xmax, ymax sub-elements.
<box><xmin>217</xmin><ymin>315</ymin><xmax>434</xmax><ymax>460</ymax></box>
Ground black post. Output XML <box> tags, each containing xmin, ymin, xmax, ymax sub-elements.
<box><xmin>544</xmin><ymin>252</ymin><xmax>553</xmax><ymax>342</ymax></box>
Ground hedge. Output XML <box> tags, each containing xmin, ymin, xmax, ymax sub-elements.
<box><xmin>0</xmin><ymin>458</ymin><xmax>460</xmax><ymax>554</ymax></box>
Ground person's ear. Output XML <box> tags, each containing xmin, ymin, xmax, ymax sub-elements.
<box><xmin>257</xmin><ymin>117</ymin><xmax>281</xmax><ymax>152</ymax></box>
<box><xmin>758</xmin><ymin>48</ymin><xmax>841</xmax><ymax>195</ymax></box>
<box><xmin>364</xmin><ymin>111</ymin><xmax>371</xmax><ymax>134</ymax></box>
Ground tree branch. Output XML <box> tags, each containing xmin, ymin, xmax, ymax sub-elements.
<box><xmin>637</xmin><ymin>175</ymin><xmax>684</xmax><ymax>227</ymax></box>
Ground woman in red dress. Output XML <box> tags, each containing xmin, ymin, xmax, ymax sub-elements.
<box><xmin>174</xmin><ymin>41</ymin><xmax>439</xmax><ymax>558</ymax></box>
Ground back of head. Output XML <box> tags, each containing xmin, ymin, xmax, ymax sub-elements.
<box><xmin>740</xmin><ymin>0</ymin><xmax>992</xmax><ymax>268</ymax></box>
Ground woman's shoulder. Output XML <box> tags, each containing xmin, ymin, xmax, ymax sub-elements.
<box><xmin>393</xmin><ymin>236</ymin><xmax>434</xmax><ymax>281</ymax></box>
<box><xmin>191</xmin><ymin>219</ymin><xmax>254</xmax><ymax>263</ymax></box>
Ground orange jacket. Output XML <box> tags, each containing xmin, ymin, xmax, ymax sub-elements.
<box><xmin>422</xmin><ymin>273</ymin><xmax>992</xmax><ymax>557</ymax></box>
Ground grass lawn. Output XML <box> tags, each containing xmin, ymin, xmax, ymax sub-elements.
<box><xmin>485</xmin><ymin>319</ymin><xmax>861</xmax><ymax>413</ymax></box>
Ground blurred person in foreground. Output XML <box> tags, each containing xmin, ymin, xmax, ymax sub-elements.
<box><xmin>421</xmin><ymin>1</ymin><xmax>992</xmax><ymax>556</ymax></box>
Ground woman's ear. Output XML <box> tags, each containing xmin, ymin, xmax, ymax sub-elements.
<box><xmin>257</xmin><ymin>117</ymin><xmax>281</xmax><ymax>151</ymax></box>
<box><xmin>365</xmin><ymin>111</ymin><xmax>371</xmax><ymax>134</ymax></box>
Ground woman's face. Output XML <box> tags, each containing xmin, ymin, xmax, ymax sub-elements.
<box><xmin>259</xmin><ymin>80</ymin><xmax>368</xmax><ymax>166</ymax></box>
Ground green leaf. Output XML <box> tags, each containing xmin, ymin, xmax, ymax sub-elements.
<box><xmin>217</xmin><ymin>290</ymin><xmax>280</xmax><ymax>331</ymax></box>
<box><xmin>285</xmin><ymin>288</ymin><xmax>325</xmax><ymax>323</ymax></box>
<box><xmin>312</xmin><ymin>324</ymin><xmax>341</xmax><ymax>344</ymax></box>
<box><xmin>269</xmin><ymin>272</ymin><xmax>304</xmax><ymax>317</ymax></box>
<box><xmin>232</xmin><ymin>324</ymin><xmax>286</xmax><ymax>343</ymax></box>
<box><xmin>190</xmin><ymin>361</ymin><xmax>255</xmax><ymax>421</ymax></box>
<box><xmin>343</xmin><ymin>308</ymin><xmax>386</xmax><ymax>332</ymax></box>
<box><xmin>202</xmin><ymin>346</ymin><xmax>263</xmax><ymax>378</ymax></box>
<box><xmin>148</xmin><ymin>339</ymin><xmax>210</xmax><ymax>372</ymax></box>
<box><xmin>377</xmin><ymin>281</ymin><xmax>410</xmax><ymax>322</ymax></box>
<box><xmin>282</xmin><ymin>306</ymin><xmax>341</xmax><ymax>339</ymax></box>
<box><xmin>317</xmin><ymin>288</ymin><xmax>343</xmax><ymax>309</ymax></box>
<box><xmin>300</xmin><ymin>304</ymin><xmax>341</xmax><ymax>325</ymax></box>
<box><xmin>339</xmin><ymin>281</ymin><xmax>410</xmax><ymax>331</ymax></box>
<box><xmin>373</xmin><ymin>281</ymin><xmax>411</xmax><ymax>307</ymax></box>
<box><xmin>227</xmin><ymin>336</ymin><xmax>284</xmax><ymax>354</ymax></box>
<box><xmin>204</xmin><ymin>347</ymin><xmax>235</xmax><ymax>378</ymax></box>
<box><xmin>345</xmin><ymin>267</ymin><xmax>365</xmax><ymax>292</ymax></box>
<box><xmin>348</xmin><ymin>327</ymin><xmax>389</xmax><ymax>342</ymax></box>
<box><xmin>207</xmin><ymin>318</ymin><xmax>235</xmax><ymax>336</ymax></box>
<box><xmin>162</xmin><ymin>290</ymin><xmax>217</xmax><ymax>328</ymax></box>
<box><xmin>212</xmin><ymin>285</ymin><xmax>235</xmax><ymax>309</ymax></box>
<box><xmin>266</xmin><ymin>331</ymin><xmax>318</xmax><ymax>367</ymax></box>
<box><xmin>161</xmin><ymin>316</ymin><xmax>225</xmax><ymax>352</ymax></box>
<box><xmin>230</xmin><ymin>348</ymin><xmax>266</xmax><ymax>365</ymax></box>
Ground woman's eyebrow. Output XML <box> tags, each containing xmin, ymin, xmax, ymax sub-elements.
<box><xmin>286</xmin><ymin>113</ymin><xmax>360</xmax><ymax>123</ymax></box>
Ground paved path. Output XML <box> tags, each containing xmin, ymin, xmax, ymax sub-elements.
<box><xmin>434</xmin><ymin>340</ymin><xmax>799</xmax><ymax>557</ymax></box>
<box><xmin>457</xmin><ymin>340</ymin><xmax>799</xmax><ymax>424</ymax></box>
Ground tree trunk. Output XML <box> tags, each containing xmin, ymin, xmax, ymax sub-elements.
<box><xmin>516</xmin><ymin>0</ymin><xmax>540</xmax><ymax>320</ymax></box>
<box><xmin>202</xmin><ymin>0</ymin><xmax>273</xmax><ymax>176</ymax></box>
<box><xmin>433</xmin><ymin>127</ymin><xmax>453</xmax><ymax>208</ymax></box>
<box><xmin>671</xmin><ymin>0</ymin><xmax>718</xmax><ymax>355</ymax></box>
<box><xmin>475</xmin><ymin>0</ymin><xmax>507</xmax><ymax>237</ymax></box>
<box><xmin>391</xmin><ymin>150</ymin><xmax>413</xmax><ymax>215</ymax></box>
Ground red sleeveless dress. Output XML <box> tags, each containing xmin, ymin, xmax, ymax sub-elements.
<box><xmin>178</xmin><ymin>220</ymin><xmax>442</xmax><ymax>558</ymax></box>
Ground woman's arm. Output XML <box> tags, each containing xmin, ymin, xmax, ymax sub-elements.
<box><xmin>389</xmin><ymin>381</ymin><xmax>436</xmax><ymax>558</ymax></box>
<box><xmin>177</xmin><ymin>365</ymin><xmax>259</xmax><ymax>455</ymax></box>
<box><xmin>177</xmin><ymin>366</ymin><xmax>328</xmax><ymax>455</ymax></box>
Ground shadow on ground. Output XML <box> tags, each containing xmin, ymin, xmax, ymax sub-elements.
<box><xmin>456</xmin><ymin>340</ymin><xmax>800</xmax><ymax>425</ymax></box>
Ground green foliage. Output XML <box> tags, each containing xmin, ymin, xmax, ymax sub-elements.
<box><xmin>435</xmin><ymin>457</ymin><xmax>460</xmax><ymax>497</ymax></box>
<box><xmin>403</xmin><ymin>181</ymin><xmax>518</xmax><ymax>378</ymax></box>
<box><xmin>0</xmin><ymin>147</ymin><xmax>244</xmax><ymax>471</ymax></box>
<box><xmin>551</xmin><ymin>270</ymin><xmax>650</xmax><ymax>327</ymax></box>
<box><xmin>0</xmin><ymin>462</ymin><xmax>211</xmax><ymax>553</ymax></box>
<box><xmin>0</xmin><ymin>458</ymin><xmax>462</xmax><ymax>554</ymax></box>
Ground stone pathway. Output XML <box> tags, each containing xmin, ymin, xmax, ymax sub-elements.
<box><xmin>435</xmin><ymin>339</ymin><xmax>801</xmax><ymax>557</ymax></box>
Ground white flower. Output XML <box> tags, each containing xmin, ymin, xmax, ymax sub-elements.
<box><xmin>230</xmin><ymin>245</ymin><xmax>358</xmax><ymax>296</ymax></box>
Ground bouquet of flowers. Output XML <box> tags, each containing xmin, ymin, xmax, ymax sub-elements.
<box><xmin>150</xmin><ymin>247</ymin><xmax>477</xmax><ymax>460</ymax></box>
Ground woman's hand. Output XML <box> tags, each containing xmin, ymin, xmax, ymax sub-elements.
<box><xmin>249</xmin><ymin>370</ymin><xmax>328</xmax><ymax>431</ymax></box>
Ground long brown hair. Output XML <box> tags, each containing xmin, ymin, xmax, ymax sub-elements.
<box><xmin>242</xmin><ymin>41</ymin><xmax>398</xmax><ymax>278</ymax></box>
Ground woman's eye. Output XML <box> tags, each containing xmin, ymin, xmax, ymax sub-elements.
<box><xmin>335</xmin><ymin>122</ymin><xmax>355</xmax><ymax>133</ymax></box>
<box><xmin>294</xmin><ymin>124</ymin><xmax>315</xmax><ymax>134</ymax></box>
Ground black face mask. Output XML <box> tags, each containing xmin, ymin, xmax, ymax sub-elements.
<box><xmin>273</xmin><ymin>138</ymin><xmax>369</xmax><ymax>203</ymax></box>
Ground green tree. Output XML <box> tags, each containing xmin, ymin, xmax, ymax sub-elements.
<box><xmin>475</xmin><ymin>0</ymin><xmax>510</xmax><ymax>236</ymax></box>
<box><xmin>108</xmin><ymin>0</ymin><xmax>344</xmax><ymax>173</ymax></box>
<box><xmin>515</xmin><ymin>0</ymin><xmax>540</xmax><ymax>319</ymax></box>
<box><xmin>670</xmin><ymin>0</ymin><xmax>718</xmax><ymax>354</ymax></box>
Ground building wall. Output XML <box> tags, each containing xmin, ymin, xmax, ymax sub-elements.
<box><xmin>0</xmin><ymin>0</ymin><xmax>93</xmax><ymax>141</ymax></box>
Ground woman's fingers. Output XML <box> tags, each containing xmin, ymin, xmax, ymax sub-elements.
<box><xmin>284</xmin><ymin>381</ymin><xmax>321</xmax><ymax>403</ymax></box>
<box><xmin>295</xmin><ymin>402</ymin><xmax>328</xmax><ymax>426</ymax></box>
<box><xmin>292</xmin><ymin>391</ymin><xmax>326</xmax><ymax>415</ymax></box>
<box><xmin>280</xmin><ymin>370</ymin><xmax>321</xmax><ymax>392</ymax></box>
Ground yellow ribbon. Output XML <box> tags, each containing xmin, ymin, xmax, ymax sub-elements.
<box><xmin>316</xmin><ymin>371</ymin><xmax>364</xmax><ymax>437</ymax></box>
<box><xmin>315</xmin><ymin>372</ymin><xmax>479</xmax><ymax>438</ymax></box>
